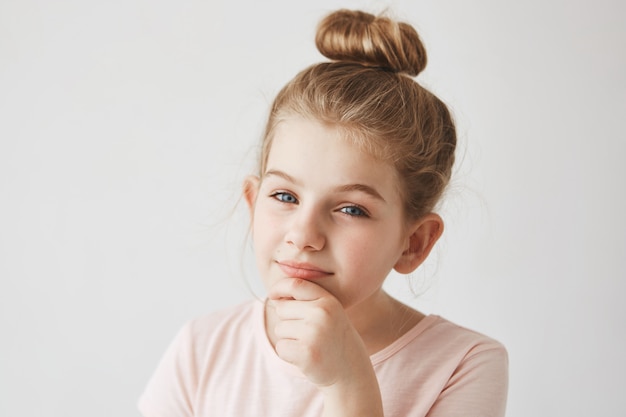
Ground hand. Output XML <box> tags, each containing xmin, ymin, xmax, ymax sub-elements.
<box><xmin>267</xmin><ymin>277</ymin><xmax>372</xmax><ymax>388</ymax></box>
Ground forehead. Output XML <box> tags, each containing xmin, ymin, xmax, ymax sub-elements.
<box><xmin>265</xmin><ymin>116</ymin><xmax>402</xmax><ymax>199</ymax></box>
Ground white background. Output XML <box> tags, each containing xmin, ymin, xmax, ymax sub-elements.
<box><xmin>1</xmin><ymin>0</ymin><xmax>624</xmax><ymax>416</ymax></box>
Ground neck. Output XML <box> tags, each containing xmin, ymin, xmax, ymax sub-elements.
<box><xmin>345</xmin><ymin>289</ymin><xmax>424</xmax><ymax>355</ymax></box>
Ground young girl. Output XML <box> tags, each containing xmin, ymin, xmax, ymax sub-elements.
<box><xmin>139</xmin><ymin>9</ymin><xmax>508</xmax><ymax>417</ymax></box>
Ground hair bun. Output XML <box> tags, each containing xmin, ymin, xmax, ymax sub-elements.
<box><xmin>315</xmin><ymin>9</ymin><xmax>427</xmax><ymax>76</ymax></box>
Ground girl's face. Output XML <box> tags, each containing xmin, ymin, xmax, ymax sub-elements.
<box><xmin>245</xmin><ymin>116</ymin><xmax>412</xmax><ymax>311</ymax></box>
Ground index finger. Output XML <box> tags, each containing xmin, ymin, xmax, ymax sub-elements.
<box><xmin>268</xmin><ymin>277</ymin><xmax>330</xmax><ymax>302</ymax></box>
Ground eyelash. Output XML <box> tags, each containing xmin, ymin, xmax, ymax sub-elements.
<box><xmin>269</xmin><ymin>192</ymin><xmax>370</xmax><ymax>218</ymax></box>
<box><xmin>340</xmin><ymin>205</ymin><xmax>368</xmax><ymax>217</ymax></box>
<box><xmin>271</xmin><ymin>191</ymin><xmax>298</xmax><ymax>204</ymax></box>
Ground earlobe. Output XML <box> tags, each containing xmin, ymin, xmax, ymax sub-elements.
<box><xmin>243</xmin><ymin>175</ymin><xmax>260</xmax><ymax>217</ymax></box>
<box><xmin>394</xmin><ymin>213</ymin><xmax>444</xmax><ymax>274</ymax></box>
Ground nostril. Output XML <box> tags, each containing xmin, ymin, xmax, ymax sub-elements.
<box><xmin>285</xmin><ymin>229</ymin><xmax>325</xmax><ymax>251</ymax></box>
<box><xmin>283</xmin><ymin>209</ymin><xmax>326</xmax><ymax>251</ymax></box>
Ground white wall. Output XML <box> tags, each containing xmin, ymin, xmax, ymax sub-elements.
<box><xmin>1</xmin><ymin>0</ymin><xmax>624</xmax><ymax>416</ymax></box>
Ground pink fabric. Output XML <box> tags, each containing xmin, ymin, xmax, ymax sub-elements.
<box><xmin>138</xmin><ymin>300</ymin><xmax>508</xmax><ymax>417</ymax></box>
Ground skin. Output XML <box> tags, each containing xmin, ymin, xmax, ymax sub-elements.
<box><xmin>243</xmin><ymin>115</ymin><xmax>444</xmax><ymax>417</ymax></box>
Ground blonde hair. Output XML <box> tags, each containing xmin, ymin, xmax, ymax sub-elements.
<box><xmin>259</xmin><ymin>9</ymin><xmax>457</xmax><ymax>221</ymax></box>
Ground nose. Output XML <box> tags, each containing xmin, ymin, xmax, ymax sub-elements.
<box><xmin>285</xmin><ymin>206</ymin><xmax>326</xmax><ymax>251</ymax></box>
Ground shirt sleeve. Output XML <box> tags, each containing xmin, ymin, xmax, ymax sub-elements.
<box><xmin>426</xmin><ymin>343</ymin><xmax>509</xmax><ymax>417</ymax></box>
<box><xmin>138</xmin><ymin>322</ymin><xmax>198</xmax><ymax>417</ymax></box>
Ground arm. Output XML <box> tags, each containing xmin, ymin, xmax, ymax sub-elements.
<box><xmin>318</xmin><ymin>366</ymin><xmax>384</xmax><ymax>417</ymax></box>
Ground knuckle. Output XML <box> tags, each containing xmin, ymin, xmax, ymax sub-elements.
<box><xmin>289</xmin><ymin>278</ymin><xmax>306</xmax><ymax>290</ymax></box>
<box><xmin>312</xmin><ymin>300</ymin><xmax>334</xmax><ymax>321</ymax></box>
<box><xmin>275</xmin><ymin>340</ymin><xmax>290</xmax><ymax>360</ymax></box>
<box><xmin>274</xmin><ymin>322</ymin><xmax>286</xmax><ymax>337</ymax></box>
<box><xmin>302</xmin><ymin>343</ymin><xmax>321</xmax><ymax>364</ymax></box>
<box><xmin>273</xmin><ymin>301</ymin><xmax>286</xmax><ymax>317</ymax></box>
<box><xmin>310</xmin><ymin>307</ymin><xmax>329</xmax><ymax>324</ymax></box>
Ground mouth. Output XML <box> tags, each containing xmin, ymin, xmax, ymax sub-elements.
<box><xmin>275</xmin><ymin>260</ymin><xmax>333</xmax><ymax>280</ymax></box>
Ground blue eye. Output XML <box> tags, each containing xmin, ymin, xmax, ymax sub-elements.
<box><xmin>272</xmin><ymin>192</ymin><xmax>298</xmax><ymax>204</ymax></box>
<box><xmin>340</xmin><ymin>206</ymin><xmax>368</xmax><ymax>217</ymax></box>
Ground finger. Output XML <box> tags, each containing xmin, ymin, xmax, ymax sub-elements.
<box><xmin>272</xmin><ymin>298</ymin><xmax>314</xmax><ymax>320</ymax></box>
<box><xmin>274</xmin><ymin>338</ymin><xmax>308</xmax><ymax>366</ymax></box>
<box><xmin>274</xmin><ymin>317</ymin><xmax>306</xmax><ymax>340</ymax></box>
<box><xmin>268</xmin><ymin>277</ymin><xmax>330</xmax><ymax>302</ymax></box>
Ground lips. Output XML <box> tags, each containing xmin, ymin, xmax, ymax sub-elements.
<box><xmin>276</xmin><ymin>260</ymin><xmax>333</xmax><ymax>280</ymax></box>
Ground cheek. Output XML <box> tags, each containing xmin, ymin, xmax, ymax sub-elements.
<box><xmin>252</xmin><ymin>206</ymin><xmax>282</xmax><ymax>248</ymax></box>
<box><xmin>343</xmin><ymin>231</ymin><xmax>403</xmax><ymax>272</ymax></box>
<box><xmin>252</xmin><ymin>220</ymin><xmax>270</xmax><ymax>250</ymax></box>
<box><xmin>342</xmin><ymin>239</ymin><xmax>383</xmax><ymax>273</ymax></box>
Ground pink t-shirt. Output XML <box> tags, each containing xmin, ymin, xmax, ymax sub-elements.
<box><xmin>138</xmin><ymin>300</ymin><xmax>508</xmax><ymax>417</ymax></box>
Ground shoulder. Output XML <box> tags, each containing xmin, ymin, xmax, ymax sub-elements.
<box><xmin>419</xmin><ymin>315</ymin><xmax>508</xmax><ymax>375</ymax></box>
<box><xmin>424</xmin><ymin>316</ymin><xmax>508</xmax><ymax>403</ymax></box>
<box><xmin>138</xmin><ymin>301</ymin><xmax>264</xmax><ymax>417</ymax></box>
<box><xmin>180</xmin><ymin>299</ymin><xmax>261</xmax><ymax>349</ymax></box>
<box><xmin>383</xmin><ymin>314</ymin><xmax>508</xmax><ymax>388</ymax></box>
<box><xmin>425</xmin><ymin>315</ymin><xmax>507</xmax><ymax>356</ymax></box>
<box><xmin>374</xmin><ymin>316</ymin><xmax>508</xmax><ymax>416</ymax></box>
<box><xmin>151</xmin><ymin>299</ymin><xmax>262</xmax><ymax>369</ymax></box>
<box><xmin>187</xmin><ymin>300</ymin><xmax>258</xmax><ymax>332</ymax></box>
<box><xmin>392</xmin><ymin>316</ymin><xmax>508</xmax><ymax>415</ymax></box>
<box><xmin>377</xmin><ymin>314</ymin><xmax>507</xmax><ymax>379</ymax></box>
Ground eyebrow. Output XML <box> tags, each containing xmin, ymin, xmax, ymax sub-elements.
<box><xmin>264</xmin><ymin>169</ymin><xmax>386</xmax><ymax>202</ymax></box>
<box><xmin>264</xmin><ymin>169</ymin><xmax>299</xmax><ymax>185</ymax></box>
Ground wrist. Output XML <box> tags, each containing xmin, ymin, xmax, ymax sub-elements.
<box><xmin>320</xmin><ymin>368</ymin><xmax>384</xmax><ymax>417</ymax></box>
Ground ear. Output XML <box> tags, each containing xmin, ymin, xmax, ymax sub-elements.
<box><xmin>394</xmin><ymin>213</ymin><xmax>444</xmax><ymax>274</ymax></box>
<box><xmin>242</xmin><ymin>175</ymin><xmax>260</xmax><ymax>218</ymax></box>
